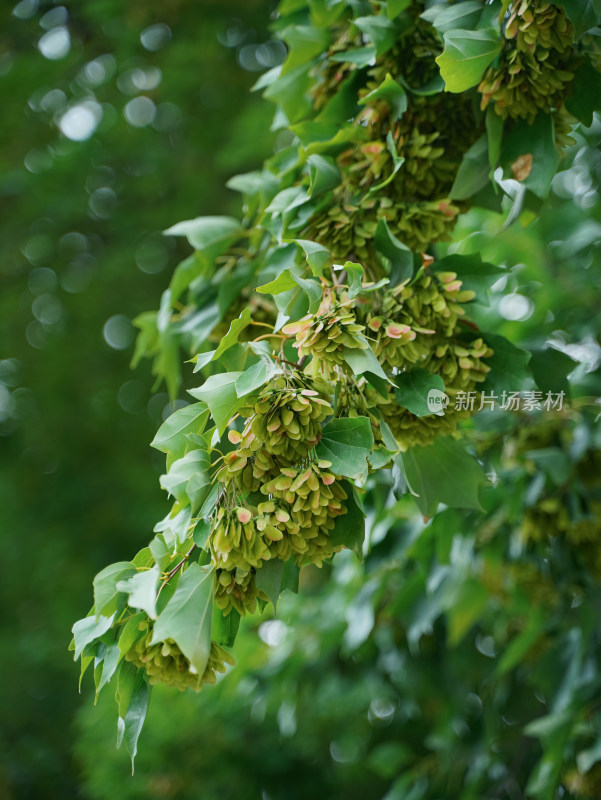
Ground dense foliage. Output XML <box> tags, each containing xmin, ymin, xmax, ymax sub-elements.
<box><xmin>32</xmin><ymin>0</ymin><xmax>601</xmax><ymax>796</ymax></box>
<box><xmin>0</xmin><ymin>1</ymin><xmax>276</xmax><ymax>796</ymax></box>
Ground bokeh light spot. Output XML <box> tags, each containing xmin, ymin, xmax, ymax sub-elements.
<box><xmin>103</xmin><ymin>315</ymin><xmax>134</xmax><ymax>350</ymax></box>
<box><xmin>140</xmin><ymin>23</ymin><xmax>171</xmax><ymax>52</ymax></box>
<box><xmin>124</xmin><ymin>96</ymin><xmax>156</xmax><ymax>127</ymax></box>
<box><xmin>38</xmin><ymin>27</ymin><xmax>70</xmax><ymax>60</ymax></box>
<box><xmin>59</xmin><ymin>101</ymin><xmax>102</xmax><ymax>141</ymax></box>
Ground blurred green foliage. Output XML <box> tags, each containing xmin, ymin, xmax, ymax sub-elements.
<box><xmin>3</xmin><ymin>0</ymin><xmax>601</xmax><ymax>799</ymax></box>
<box><xmin>0</xmin><ymin>1</ymin><xmax>276</xmax><ymax>796</ymax></box>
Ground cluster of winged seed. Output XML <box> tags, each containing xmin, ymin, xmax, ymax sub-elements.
<box><xmin>249</xmin><ymin>379</ymin><xmax>333</xmax><ymax>462</ymax></box>
<box><xmin>427</xmin><ymin>337</ymin><xmax>493</xmax><ymax>395</ymax></box>
<box><xmin>367</xmin><ymin>271</ymin><xmax>476</xmax><ymax>371</ymax></box>
<box><xmin>125</xmin><ymin>618</ymin><xmax>235</xmax><ymax>691</ymax></box>
<box><xmin>210</xmin><ymin>506</ymin><xmax>272</xmax><ymax>572</ymax></box>
<box><xmin>479</xmin><ymin>0</ymin><xmax>575</xmax><ymax>122</ymax></box>
<box><xmin>282</xmin><ymin>299</ymin><xmax>367</xmax><ymax>365</ymax></box>
<box><xmin>215</xmin><ymin>568</ymin><xmax>264</xmax><ymax>617</ymax></box>
<box><xmin>217</xmin><ymin>427</ymin><xmax>275</xmax><ymax>494</ymax></box>
<box><xmin>261</xmin><ymin>461</ymin><xmax>348</xmax><ymax>566</ymax></box>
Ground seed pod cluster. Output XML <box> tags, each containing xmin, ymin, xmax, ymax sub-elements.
<box><xmin>249</xmin><ymin>376</ymin><xmax>333</xmax><ymax>462</ymax></box>
<box><xmin>282</xmin><ymin>299</ymin><xmax>367</xmax><ymax>366</ymax></box>
<box><xmin>261</xmin><ymin>462</ymin><xmax>348</xmax><ymax>566</ymax></box>
<box><xmin>306</xmin><ymin>193</ymin><xmax>461</xmax><ymax>261</ymax></box>
<box><xmin>367</xmin><ymin>271</ymin><xmax>476</xmax><ymax>371</ymax></box>
<box><xmin>217</xmin><ymin>428</ymin><xmax>276</xmax><ymax>494</ymax></box>
<box><xmin>479</xmin><ymin>0</ymin><xmax>575</xmax><ymax>122</ymax></box>
<box><xmin>215</xmin><ymin>568</ymin><xmax>265</xmax><ymax>616</ymax></box>
<box><xmin>125</xmin><ymin>618</ymin><xmax>235</xmax><ymax>691</ymax></box>
<box><xmin>304</xmin><ymin>10</ymin><xmax>477</xmax><ymax>259</ymax></box>
<box><xmin>427</xmin><ymin>337</ymin><xmax>493</xmax><ymax>395</ymax></box>
<box><xmin>210</xmin><ymin>505</ymin><xmax>272</xmax><ymax>572</ymax></box>
<box><xmin>563</xmin><ymin>763</ymin><xmax>601</xmax><ymax>798</ymax></box>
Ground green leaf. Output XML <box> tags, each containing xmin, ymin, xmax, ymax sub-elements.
<box><xmin>447</xmin><ymin>580</ymin><xmax>489</xmax><ymax>645</ymax></box>
<box><xmin>577</xmin><ymin>739</ymin><xmax>601</xmax><ymax>774</ymax></box>
<box><xmin>330</xmin><ymin>46</ymin><xmax>376</xmax><ymax>68</ymax></box>
<box><xmin>154</xmin><ymin>505</ymin><xmax>193</xmax><ymax>549</ymax></box>
<box><xmin>96</xmin><ymin>642</ymin><xmax>122</xmax><ymax>696</ymax></box>
<box><xmin>263</xmin><ymin>62</ymin><xmax>314</xmax><ymax>123</ymax></box>
<box><xmin>72</xmin><ymin>613</ymin><xmax>114</xmax><ymax>660</ymax></box>
<box><xmin>116</xmin><ymin>566</ymin><xmax>161</xmax><ymax>620</ymax></box>
<box><xmin>255</xmin><ymin>559</ymin><xmax>286</xmax><ymax>610</ymax></box>
<box><xmin>402</xmin><ymin>437</ymin><xmax>486</xmax><ymax>517</ymax></box>
<box><xmin>291</xmin><ymin>269</ymin><xmax>322</xmax><ymax>314</ymax></box>
<box><xmin>93</xmin><ymin>562</ymin><xmax>136</xmax><ymax>620</ymax></box>
<box><xmin>481</xmin><ymin>333</ymin><xmax>531</xmax><ymax>395</ymax></box>
<box><xmin>256</xmin><ymin>270</ymin><xmax>298</xmax><ymax>295</ymax></box>
<box><xmin>307</xmin><ymin>154</ymin><xmax>341</xmax><ymax>197</ymax></box>
<box><xmin>553</xmin><ymin>0</ymin><xmax>599</xmax><ymax>36</ymax></box>
<box><xmin>421</xmin><ymin>1</ymin><xmax>487</xmax><ymax>34</ymax></box>
<box><xmin>342</xmin><ymin>343</ymin><xmax>391</xmax><ymax>383</ymax></box>
<box><xmin>330</xmin><ymin>486</ymin><xmax>366</xmax><ymax>554</ymax></box>
<box><xmin>501</xmin><ymin>113</ymin><xmax>559</xmax><ymax>198</ymax></box>
<box><xmin>369</xmin><ymin>131</ymin><xmax>405</xmax><ymax>193</ymax></box>
<box><xmin>212</xmin><ymin>308</ymin><xmax>253</xmax><ymax>361</ymax></box>
<box><xmin>151</xmin><ymin>563</ymin><xmax>214</xmax><ymax>676</ymax></box>
<box><xmin>212</xmin><ymin>606</ymin><xmax>241</xmax><ymax>647</ymax></box>
<box><xmin>163</xmin><ymin>216</ymin><xmax>242</xmax><ymax>261</ymax></box>
<box><xmin>486</xmin><ymin>106</ymin><xmax>503</xmax><ymax>169</ymax></box>
<box><xmin>316</xmin><ymin>417</ymin><xmax>374</xmax><ymax>482</ymax></box>
<box><xmin>189</xmin><ymin>372</ymin><xmax>244</xmax><ymax>435</ymax></box>
<box><xmin>226</xmin><ymin>169</ymin><xmax>279</xmax><ymax>198</ymax></box>
<box><xmin>192</xmin><ymin>517</ymin><xmax>211</xmax><ymax>549</ymax></box>
<box><xmin>358</xmin><ymin>73</ymin><xmax>407</xmax><ymax>121</ymax></box>
<box><xmin>281</xmin><ymin>24</ymin><xmax>330</xmax><ymax>72</ymax></box>
<box><xmin>354</xmin><ymin>16</ymin><xmax>398</xmax><ymax>56</ymax></box>
<box><xmin>151</xmin><ymin>403</ymin><xmax>210</xmax><ymax>457</ymax></box>
<box><xmin>235</xmin><ymin>359</ymin><xmax>279</xmax><ymax>398</ymax></box>
<box><xmin>497</xmin><ymin>609</ymin><xmax>546</xmax><ymax>675</ymax></box>
<box><xmin>374</xmin><ymin>218</ymin><xmax>414</xmax><ymax>282</ymax></box>
<box><xmin>159</xmin><ymin>449</ymin><xmax>211</xmax><ymax>512</ymax></box>
<box><xmin>565</xmin><ymin>61</ymin><xmax>601</xmax><ymax>127</ymax></box>
<box><xmin>117</xmin><ymin>612</ymin><xmax>146</xmax><ymax>658</ymax></box>
<box><xmin>115</xmin><ymin>662</ymin><xmax>149</xmax><ymax>774</ymax></box>
<box><xmin>293</xmin><ymin>238</ymin><xmax>331</xmax><ymax>277</ymax></box>
<box><xmin>344</xmin><ymin>261</ymin><xmax>364</xmax><ymax>299</ymax></box>
<box><xmin>450</xmin><ymin>135</ymin><xmax>490</xmax><ymax>200</ymax></box>
<box><xmin>280</xmin><ymin>558</ymin><xmax>300</xmax><ymax>594</ymax></box>
<box><xmin>387</xmin><ymin>0</ymin><xmax>411</xmax><ymax>20</ymax></box>
<box><xmin>395</xmin><ymin>369</ymin><xmax>445</xmax><ymax>417</ymax></box>
<box><xmin>530</xmin><ymin>347</ymin><xmax>576</xmax><ymax>396</ymax></box>
<box><xmin>436</xmin><ymin>28</ymin><xmax>502</xmax><ymax>93</ymax></box>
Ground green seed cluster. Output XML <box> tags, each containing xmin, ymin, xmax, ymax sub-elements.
<box><xmin>367</xmin><ymin>271</ymin><xmax>477</xmax><ymax>371</ymax></box>
<box><xmin>209</xmin><ymin>369</ymin><xmax>350</xmax><ymax>608</ymax></box>
<box><xmin>302</xmin><ymin>11</ymin><xmax>478</xmax><ymax>258</ymax></box>
<box><xmin>249</xmin><ymin>378</ymin><xmax>333</xmax><ymax>462</ymax></box>
<box><xmin>563</xmin><ymin>763</ymin><xmax>601</xmax><ymax>798</ymax></box>
<box><xmin>479</xmin><ymin>0</ymin><xmax>575</xmax><ymax>122</ymax></box>
<box><xmin>261</xmin><ymin>462</ymin><xmax>348</xmax><ymax>567</ymax></box>
<box><xmin>215</xmin><ymin>568</ymin><xmax>264</xmax><ymax>617</ymax></box>
<box><xmin>282</xmin><ymin>299</ymin><xmax>367</xmax><ymax>366</ymax></box>
<box><xmin>125</xmin><ymin>618</ymin><xmax>235</xmax><ymax>691</ymax></box>
<box><xmin>210</xmin><ymin>505</ymin><xmax>273</xmax><ymax>572</ymax></box>
<box><xmin>306</xmin><ymin>194</ymin><xmax>461</xmax><ymax>260</ymax></box>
